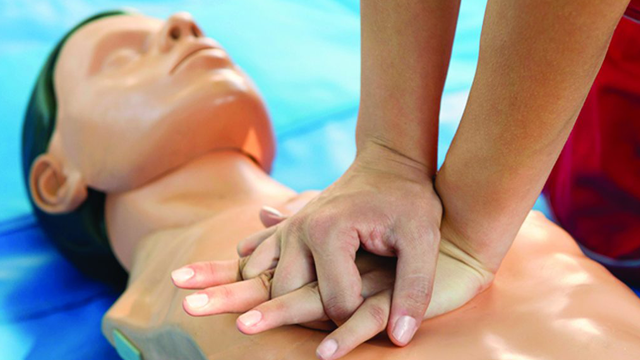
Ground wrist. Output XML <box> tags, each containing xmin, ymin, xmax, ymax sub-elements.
<box><xmin>435</xmin><ymin>166</ymin><xmax>517</xmax><ymax>272</ymax></box>
<box><xmin>355</xmin><ymin>138</ymin><xmax>436</xmax><ymax>183</ymax></box>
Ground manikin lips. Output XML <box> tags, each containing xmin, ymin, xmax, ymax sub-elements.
<box><xmin>171</xmin><ymin>44</ymin><xmax>229</xmax><ymax>74</ymax></box>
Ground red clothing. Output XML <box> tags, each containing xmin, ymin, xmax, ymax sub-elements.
<box><xmin>544</xmin><ymin>11</ymin><xmax>640</xmax><ymax>285</ymax></box>
<box><xmin>626</xmin><ymin>0</ymin><xmax>640</xmax><ymax>21</ymax></box>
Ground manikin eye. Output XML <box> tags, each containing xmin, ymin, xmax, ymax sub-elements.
<box><xmin>102</xmin><ymin>48</ymin><xmax>140</xmax><ymax>72</ymax></box>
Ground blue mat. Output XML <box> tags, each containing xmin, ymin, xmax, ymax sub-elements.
<box><xmin>1</xmin><ymin>1</ymin><xmax>636</xmax><ymax>359</ymax></box>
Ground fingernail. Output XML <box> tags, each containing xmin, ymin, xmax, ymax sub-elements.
<box><xmin>186</xmin><ymin>293</ymin><xmax>209</xmax><ymax>308</ymax></box>
<box><xmin>171</xmin><ymin>267</ymin><xmax>195</xmax><ymax>283</ymax></box>
<box><xmin>262</xmin><ymin>206</ymin><xmax>283</xmax><ymax>218</ymax></box>
<box><xmin>392</xmin><ymin>316</ymin><xmax>417</xmax><ymax>345</ymax></box>
<box><xmin>316</xmin><ymin>339</ymin><xmax>338</xmax><ymax>360</ymax></box>
<box><xmin>238</xmin><ymin>310</ymin><xmax>262</xmax><ymax>327</ymax></box>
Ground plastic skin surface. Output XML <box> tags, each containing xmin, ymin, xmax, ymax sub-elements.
<box><xmin>34</xmin><ymin>12</ymin><xmax>273</xmax><ymax>200</ymax></box>
<box><xmin>30</xmin><ymin>13</ymin><xmax>640</xmax><ymax>360</ymax></box>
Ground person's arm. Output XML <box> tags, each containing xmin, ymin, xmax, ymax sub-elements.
<box><xmin>357</xmin><ymin>0</ymin><xmax>460</xmax><ymax>176</ymax></box>
<box><xmin>436</xmin><ymin>0</ymin><xmax>631</xmax><ymax>269</ymax></box>
<box><xmin>232</xmin><ymin>0</ymin><xmax>462</xmax><ymax>350</ymax></box>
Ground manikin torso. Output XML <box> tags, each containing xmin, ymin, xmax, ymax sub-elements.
<box><xmin>102</xmin><ymin>151</ymin><xmax>640</xmax><ymax>360</ymax></box>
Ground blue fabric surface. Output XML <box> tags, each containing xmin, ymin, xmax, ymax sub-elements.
<box><xmin>0</xmin><ymin>1</ymin><xmax>636</xmax><ymax>360</ymax></box>
<box><xmin>0</xmin><ymin>215</ymin><xmax>121</xmax><ymax>359</ymax></box>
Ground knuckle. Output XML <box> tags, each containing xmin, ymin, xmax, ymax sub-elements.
<box><xmin>325</xmin><ymin>303</ymin><xmax>351</xmax><ymax>322</ymax></box>
<box><xmin>284</xmin><ymin>214</ymin><xmax>306</xmax><ymax>233</ymax></box>
<box><xmin>307</xmin><ymin>212</ymin><xmax>338</xmax><ymax>237</ymax></box>
<box><xmin>204</xmin><ymin>261</ymin><xmax>218</xmax><ymax>275</ymax></box>
<box><xmin>402</xmin><ymin>283</ymin><xmax>432</xmax><ymax>313</ymax></box>
<box><xmin>366</xmin><ymin>303</ymin><xmax>389</xmax><ymax>331</ymax></box>
<box><xmin>422</xmin><ymin>225</ymin><xmax>440</xmax><ymax>243</ymax></box>
<box><xmin>262</xmin><ymin>297</ymin><xmax>288</xmax><ymax>320</ymax></box>
<box><xmin>411</xmin><ymin>225</ymin><xmax>440</xmax><ymax>248</ymax></box>
<box><xmin>324</xmin><ymin>295</ymin><xmax>360</xmax><ymax>322</ymax></box>
<box><xmin>306</xmin><ymin>213</ymin><xmax>351</xmax><ymax>250</ymax></box>
<box><xmin>216</xmin><ymin>285</ymin><xmax>235</xmax><ymax>303</ymax></box>
<box><xmin>394</xmin><ymin>223</ymin><xmax>440</xmax><ymax>253</ymax></box>
<box><xmin>272</xmin><ymin>301</ymin><xmax>287</xmax><ymax>317</ymax></box>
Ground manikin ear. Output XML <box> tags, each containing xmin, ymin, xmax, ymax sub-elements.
<box><xmin>29</xmin><ymin>153</ymin><xmax>88</xmax><ymax>214</ymax></box>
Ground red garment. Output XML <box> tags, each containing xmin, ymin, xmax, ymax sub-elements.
<box><xmin>626</xmin><ymin>0</ymin><xmax>640</xmax><ymax>21</ymax></box>
<box><xmin>544</xmin><ymin>12</ymin><xmax>640</xmax><ymax>284</ymax></box>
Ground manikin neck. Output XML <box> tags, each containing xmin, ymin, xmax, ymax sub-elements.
<box><xmin>105</xmin><ymin>150</ymin><xmax>293</xmax><ymax>270</ymax></box>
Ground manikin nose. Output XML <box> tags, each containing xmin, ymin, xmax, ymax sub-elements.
<box><xmin>159</xmin><ymin>12</ymin><xmax>203</xmax><ymax>52</ymax></box>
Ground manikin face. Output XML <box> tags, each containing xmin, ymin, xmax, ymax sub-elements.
<box><xmin>47</xmin><ymin>13</ymin><xmax>274</xmax><ymax>193</ymax></box>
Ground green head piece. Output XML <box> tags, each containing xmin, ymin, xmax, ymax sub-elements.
<box><xmin>22</xmin><ymin>10</ymin><xmax>131</xmax><ymax>290</ymax></box>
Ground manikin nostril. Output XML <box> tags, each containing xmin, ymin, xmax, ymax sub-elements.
<box><xmin>169</xmin><ymin>27</ymin><xmax>181</xmax><ymax>40</ymax></box>
<box><xmin>191</xmin><ymin>25</ymin><xmax>199</xmax><ymax>38</ymax></box>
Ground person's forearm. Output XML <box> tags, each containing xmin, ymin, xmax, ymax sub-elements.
<box><xmin>356</xmin><ymin>0</ymin><xmax>461</xmax><ymax>176</ymax></box>
<box><xmin>436</xmin><ymin>0</ymin><xmax>630</xmax><ymax>269</ymax></box>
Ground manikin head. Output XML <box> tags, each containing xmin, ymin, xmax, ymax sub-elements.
<box><xmin>22</xmin><ymin>11</ymin><xmax>275</xmax><ymax>286</ymax></box>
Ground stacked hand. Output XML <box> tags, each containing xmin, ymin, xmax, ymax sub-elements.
<box><xmin>171</xmin><ymin>146</ymin><xmax>495</xmax><ymax>359</ymax></box>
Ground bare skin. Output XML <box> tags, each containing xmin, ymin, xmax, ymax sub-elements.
<box><xmin>437</xmin><ymin>0</ymin><xmax>632</xmax><ymax>271</ymax></box>
<box><xmin>236</xmin><ymin>1</ymin><xmax>462</xmax><ymax>347</ymax></box>
<box><xmin>228</xmin><ymin>0</ymin><xmax>633</xmax><ymax>351</ymax></box>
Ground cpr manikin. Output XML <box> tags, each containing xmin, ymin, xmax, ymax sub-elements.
<box><xmin>26</xmin><ymin>12</ymin><xmax>640</xmax><ymax>360</ymax></box>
